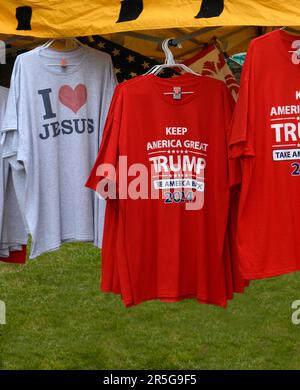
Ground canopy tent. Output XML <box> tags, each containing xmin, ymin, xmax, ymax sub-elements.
<box><xmin>0</xmin><ymin>1</ymin><xmax>300</xmax><ymax>61</ymax></box>
<box><xmin>103</xmin><ymin>26</ymin><xmax>263</xmax><ymax>60</ymax></box>
<box><xmin>0</xmin><ymin>26</ymin><xmax>267</xmax><ymax>61</ymax></box>
<box><xmin>1</xmin><ymin>0</ymin><xmax>300</xmax><ymax>37</ymax></box>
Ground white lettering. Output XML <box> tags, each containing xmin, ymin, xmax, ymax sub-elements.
<box><xmin>270</xmin><ymin>105</ymin><xmax>300</xmax><ymax>116</ymax></box>
<box><xmin>271</xmin><ymin>123</ymin><xmax>284</xmax><ymax>142</ymax></box>
<box><xmin>285</xmin><ymin>123</ymin><xmax>297</xmax><ymax>141</ymax></box>
<box><xmin>149</xmin><ymin>155</ymin><xmax>206</xmax><ymax>174</ymax></box>
<box><xmin>271</xmin><ymin>122</ymin><xmax>300</xmax><ymax>143</ymax></box>
<box><xmin>166</xmin><ymin>127</ymin><xmax>188</xmax><ymax>135</ymax></box>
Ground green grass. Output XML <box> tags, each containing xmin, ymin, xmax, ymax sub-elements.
<box><xmin>1</xmin><ymin>242</ymin><xmax>300</xmax><ymax>370</ymax></box>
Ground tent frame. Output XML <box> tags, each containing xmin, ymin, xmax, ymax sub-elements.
<box><xmin>2</xmin><ymin>26</ymin><xmax>254</xmax><ymax>58</ymax></box>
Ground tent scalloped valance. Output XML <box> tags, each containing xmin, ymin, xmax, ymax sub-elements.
<box><xmin>0</xmin><ymin>0</ymin><xmax>300</xmax><ymax>38</ymax></box>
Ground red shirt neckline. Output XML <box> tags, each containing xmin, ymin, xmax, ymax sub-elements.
<box><xmin>146</xmin><ymin>73</ymin><xmax>203</xmax><ymax>106</ymax></box>
<box><xmin>277</xmin><ymin>29</ymin><xmax>300</xmax><ymax>67</ymax></box>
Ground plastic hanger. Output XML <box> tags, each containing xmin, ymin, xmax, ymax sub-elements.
<box><xmin>279</xmin><ymin>27</ymin><xmax>300</xmax><ymax>61</ymax></box>
<box><xmin>38</xmin><ymin>38</ymin><xmax>85</xmax><ymax>67</ymax></box>
<box><xmin>144</xmin><ymin>38</ymin><xmax>200</xmax><ymax>77</ymax></box>
<box><xmin>144</xmin><ymin>38</ymin><xmax>199</xmax><ymax>100</ymax></box>
<box><xmin>144</xmin><ymin>38</ymin><xmax>175</xmax><ymax>75</ymax></box>
<box><xmin>41</xmin><ymin>37</ymin><xmax>85</xmax><ymax>50</ymax></box>
<box><xmin>280</xmin><ymin>26</ymin><xmax>300</xmax><ymax>35</ymax></box>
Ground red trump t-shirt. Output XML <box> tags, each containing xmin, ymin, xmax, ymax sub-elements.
<box><xmin>87</xmin><ymin>73</ymin><xmax>243</xmax><ymax>307</ymax></box>
<box><xmin>230</xmin><ymin>30</ymin><xmax>300</xmax><ymax>279</ymax></box>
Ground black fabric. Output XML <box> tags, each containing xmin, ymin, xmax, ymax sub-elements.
<box><xmin>117</xmin><ymin>0</ymin><xmax>143</xmax><ymax>23</ymax></box>
<box><xmin>16</xmin><ymin>6</ymin><xmax>32</xmax><ymax>30</ymax></box>
<box><xmin>0</xmin><ymin>56</ymin><xmax>14</xmax><ymax>88</ymax></box>
<box><xmin>79</xmin><ymin>35</ymin><xmax>178</xmax><ymax>83</ymax></box>
<box><xmin>195</xmin><ymin>0</ymin><xmax>224</xmax><ymax>19</ymax></box>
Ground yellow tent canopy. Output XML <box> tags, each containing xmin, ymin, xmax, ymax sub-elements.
<box><xmin>1</xmin><ymin>0</ymin><xmax>300</xmax><ymax>38</ymax></box>
<box><xmin>0</xmin><ymin>1</ymin><xmax>300</xmax><ymax>60</ymax></box>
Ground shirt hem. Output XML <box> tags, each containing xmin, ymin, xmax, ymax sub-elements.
<box><xmin>100</xmin><ymin>285</ymin><xmax>233</xmax><ymax>309</ymax></box>
<box><xmin>242</xmin><ymin>265</ymin><xmax>300</xmax><ymax>280</ymax></box>
<box><xmin>123</xmin><ymin>295</ymin><xmax>227</xmax><ymax>309</ymax></box>
<box><xmin>101</xmin><ymin>288</ymin><xmax>227</xmax><ymax>308</ymax></box>
<box><xmin>30</xmin><ymin>235</ymin><xmax>94</xmax><ymax>259</ymax></box>
<box><xmin>1</xmin><ymin>126</ymin><xmax>18</xmax><ymax>133</ymax></box>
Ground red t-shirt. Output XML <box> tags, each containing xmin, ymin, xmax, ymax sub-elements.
<box><xmin>0</xmin><ymin>246</ymin><xmax>27</xmax><ymax>264</ymax></box>
<box><xmin>87</xmin><ymin>73</ymin><xmax>243</xmax><ymax>307</ymax></box>
<box><xmin>230</xmin><ymin>30</ymin><xmax>300</xmax><ymax>279</ymax></box>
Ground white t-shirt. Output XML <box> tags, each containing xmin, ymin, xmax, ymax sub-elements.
<box><xmin>1</xmin><ymin>46</ymin><xmax>117</xmax><ymax>258</ymax></box>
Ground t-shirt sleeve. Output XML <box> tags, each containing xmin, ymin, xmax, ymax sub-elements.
<box><xmin>85</xmin><ymin>88</ymin><xmax>121</xmax><ymax>193</ymax></box>
<box><xmin>0</xmin><ymin>81</ymin><xmax>19</xmax><ymax>159</ymax></box>
<box><xmin>1</xmin><ymin>74</ymin><xmax>18</xmax><ymax>135</ymax></box>
<box><xmin>1</xmin><ymin>57</ymin><xmax>28</xmax><ymax>170</ymax></box>
<box><xmin>221</xmin><ymin>83</ymin><xmax>242</xmax><ymax>188</ymax></box>
<box><xmin>97</xmin><ymin>55</ymin><xmax>118</xmax><ymax>146</ymax></box>
<box><xmin>228</xmin><ymin>42</ymin><xmax>255</xmax><ymax>159</ymax></box>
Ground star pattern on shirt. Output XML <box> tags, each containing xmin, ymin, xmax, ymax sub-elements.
<box><xmin>78</xmin><ymin>36</ymin><xmax>179</xmax><ymax>82</ymax></box>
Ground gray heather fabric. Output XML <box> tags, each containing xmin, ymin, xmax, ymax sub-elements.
<box><xmin>1</xmin><ymin>167</ymin><xmax>28</xmax><ymax>246</ymax></box>
<box><xmin>0</xmin><ymin>86</ymin><xmax>8</xmax><ymax>257</ymax></box>
<box><xmin>1</xmin><ymin>46</ymin><xmax>117</xmax><ymax>258</ymax></box>
<box><xmin>0</xmin><ymin>86</ymin><xmax>27</xmax><ymax>257</ymax></box>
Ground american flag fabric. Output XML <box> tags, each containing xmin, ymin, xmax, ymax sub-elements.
<box><xmin>81</xmin><ymin>36</ymin><xmax>239</xmax><ymax>100</ymax></box>
<box><xmin>184</xmin><ymin>44</ymin><xmax>240</xmax><ymax>101</ymax></box>
<box><xmin>79</xmin><ymin>35</ymin><xmax>178</xmax><ymax>82</ymax></box>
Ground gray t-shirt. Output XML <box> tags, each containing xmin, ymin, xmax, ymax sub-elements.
<box><xmin>0</xmin><ymin>86</ymin><xmax>9</xmax><ymax>257</ymax></box>
<box><xmin>1</xmin><ymin>46</ymin><xmax>117</xmax><ymax>258</ymax></box>
<box><xmin>0</xmin><ymin>86</ymin><xmax>27</xmax><ymax>257</ymax></box>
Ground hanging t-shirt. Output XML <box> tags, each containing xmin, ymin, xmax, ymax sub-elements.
<box><xmin>229</xmin><ymin>29</ymin><xmax>300</xmax><ymax>279</ymax></box>
<box><xmin>86</xmin><ymin>73</ymin><xmax>242</xmax><ymax>307</ymax></box>
<box><xmin>1</xmin><ymin>45</ymin><xmax>117</xmax><ymax>258</ymax></box>
<box><xmin>1</xmin><ymin>167</ymin><xmax>28</xmax><ymax>247</ymax></box>
<box><xmin>0</xmin><ymin>86</ymin><xmax>8</xmax><ymax>256</ymax></box>
<box><xmin>0</xmin><ymin>86</ymin><xmax>27</xmax><ymax>263</ymax></box>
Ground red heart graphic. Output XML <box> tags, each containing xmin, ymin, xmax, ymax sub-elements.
<box><xmin>59</xmin><ymin>84</ymin><xmax>87</xmax><ymax>113</ymax></box>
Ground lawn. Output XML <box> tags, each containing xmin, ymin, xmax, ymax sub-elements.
<box><xmin>0</xmin><ymin>242</ymin><xmax>300</xmax><ymax>370</ymax></box>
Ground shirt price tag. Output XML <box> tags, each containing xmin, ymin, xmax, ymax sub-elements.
<box><xmin>173</xmin><ymin>87</ymin><xmax>182</xmax><ymax>100</ymax></box>
<box><xmin>289</xmin><ymin>40</ymin><xmax>300</xmax><ymax>64</ymax></box>
<box><xmin>61</xmin><ymin>58</ymin><xmax>67</xmax><ymax>68</ymax></box>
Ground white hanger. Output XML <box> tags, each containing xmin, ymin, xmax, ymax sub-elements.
<box><xmin>143</xmin><ymin>39</ymin><xmax>174</xmax><ymax>75</ymax></box>
<box><xmin>144</xmin><ymin>38</ymin><xmax>200</xmax><ymax>77</ymax></box>
<box><xmin>279</xmin><ymin>27</ymin><xmax>300</xmax><ymax>61</ymax></box>
<box><xmin>280</xmin><ymin>26</ymin><xmax>300</xmax><ymax>35</ymax></box>
<box><xmin>41</xmin><ymin>37</ymin><xmax>85</xmax><ymax>50</ymax></box>
<box><xmin>39</xmin><ymin>38</ymin><xmax>85</xmax><ymax>67</ymax></box>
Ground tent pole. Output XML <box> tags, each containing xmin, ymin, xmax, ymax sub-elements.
<box><xmin>219</xmin><ymin>26</ymin><xmax>254</xmax><ymax>41</ymax></box>
<box><xmin>171</xmin><ymin>27</ymin><xmax>221</xmax><ymax>45</ymax></box>
<box><xmin>172</xmin><ymin>28</ymin><xmax>205</xmax><ymax>47</ymax></box>
<box><xmin>120</xmin><ymin>31</ymin><xmax>162</xmax><ymax>43</ymax></box>
<box><xmin>5</xmin><ymin>40</ymin><xmax>46</xmax><ymax>56</ymax></box>
<box><xmin>4</xmin><ymin>36</ymin><xmax>36</xmax><ymax>44</ymax></box>
<box><xmin>121</xmin><ymin>27</ymin><xmax>222</xmax><ymax>46</ymax></box>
